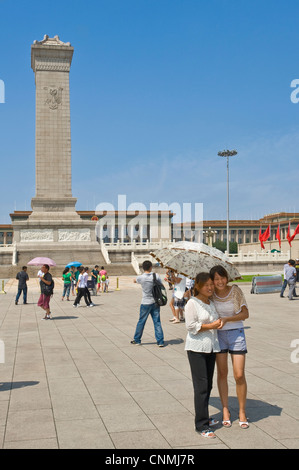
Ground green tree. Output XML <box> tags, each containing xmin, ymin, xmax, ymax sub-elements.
<box><xmin>212</xmin><ymin>240</ymin><xmax>238</xmax><ymax>254</ymax></box>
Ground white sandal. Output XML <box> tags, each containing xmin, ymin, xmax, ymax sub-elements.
<box><xmin>200</xmin><ymin>429</ymin><xmax>216</xmax><ymax>439</ymax></box>
<box><xmin>239</xmin><ymin>418</ymin><xmax>249</xmax><ymax>429</ymax></box>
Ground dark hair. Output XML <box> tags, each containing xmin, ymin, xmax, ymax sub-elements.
<box><xmin>63</xmin><ymin>268</ymin><xmax>69</xmax><ymax>275</ymax></box>
<box><xmin>85</xmin><ymin>267</ymin><xmax>89</xmax><ymax>271</ymax></box>
<box><xmin>43</xmin><ymin>264</ymin><xmax>49</xmax><ymax>271</ymax></box>
<box><xmin>142</xmin><ymin>260</ymin><xmax>152</xmax><ymax>271</ymax></box>
<box><xmin>288</xmin><ymin>259</ymin><xmax>295</xmax><ymax>266</ymax></box>
<box><xmin>22</xmin><ymin>266</ymin><xmax>27</xmax><ymax>270</ymax></box>
<box><xmin>193</xmin><ymin>272</ymin><xmax>212</xmax><ymax>297</ymax></box>
<box><xmin>101</xmin><ymin>266</ymin><xmax>105</xmax><ymax>269</ymax></box>
<box><xmin>78</xmin><ymin>266</ymin><xmax>84</xmax><ymax>273</ymax></box>
<box><xmin>210</xmin><ymin>265</ymin><xmax>229</xmax><ymax>281</ymax></box>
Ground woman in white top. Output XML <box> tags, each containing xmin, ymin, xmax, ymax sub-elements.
<box><xmin>210</xmin><ymin>265</ymin><xmax>249</xmax><ymax>429</ymax></box>
<box><xmin>185</xmin><ymin>272</ymin><xmax>221</xmax><ymax>438</ymax></box>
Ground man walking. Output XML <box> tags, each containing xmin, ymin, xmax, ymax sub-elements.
<box><xmin>15</xmin><ymin>266</ymin><xmax>29</xmax><ymax>305</ymax></box>
<box><xmin>131</xmin><ymin>260</ymin><xmax>164</xmax><ymax>347</ymax></box>
<box><xmin>280</xmin><ymin>262</ymin><xmax>289</xmax><ymax>298</ymax></box>
<box><xmin>284</xmin><ymin>259</ymin><xmax>297</xmax><ymax>301</ymax></box>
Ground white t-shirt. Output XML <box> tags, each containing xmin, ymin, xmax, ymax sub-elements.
<box><xmin>136</xmin><ymin>272</ymin><xmax>162</xmax><ymax>305</ymax></box>
<box><xmin>185</xmin><ymin>297</ymin><xmax>220</xmax><ymax>353</ymax></box>
<box><xmin>78</xmin><ymin>274</ymin><xmax>86</xmax><ymax>288</ymax></box>
<box><xmin>174</xmin><ymin>275</ymin><xmax>186</xmax><ymax>299</ymax></box>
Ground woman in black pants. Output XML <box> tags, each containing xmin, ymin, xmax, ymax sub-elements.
<box><xmin>184</xmin><ymin>272</ymin><xmax>221</xmax><ymax>439</ymax></box>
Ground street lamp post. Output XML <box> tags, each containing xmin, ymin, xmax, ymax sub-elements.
<box><xmin>203</xmin><ymin>226</ymin><xmax>218</xmax><ymax>247</ymax></box>
<box><xmin>218</xmin><ymin>149</ymin><xmax>238</xmax><ymax>255</ymax></box>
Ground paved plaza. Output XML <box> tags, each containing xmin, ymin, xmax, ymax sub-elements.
<box><xmin>0</xmin><ymin>275</ymin><xmax>299</xmax><ymax>449</ymax></box>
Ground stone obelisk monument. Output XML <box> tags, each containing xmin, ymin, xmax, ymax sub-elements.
<box><xmin>12</xmin><ymin>36</ymin><xmax>101</xmax><ymax>268</ymax></box>
<box><xmin>30</xmin><ymin>34</ymin><xmax>79</xmax><ymax>220</ymax></box>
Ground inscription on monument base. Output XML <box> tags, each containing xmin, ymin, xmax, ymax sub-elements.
<box><xmin>20</xmin><ymin>229</ymin><xmax>54</xmax><ymax>242</ymax></box>
<box><xmin>58</xmin><ymin>229</ymin><xmax>91</xmax><ymax>242</ymax></box>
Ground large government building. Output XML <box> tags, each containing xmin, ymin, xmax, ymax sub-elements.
<box><xmin>1</xmin><ymin>210</ymin><xmax>298</xmax><ymax>247</ymax></box>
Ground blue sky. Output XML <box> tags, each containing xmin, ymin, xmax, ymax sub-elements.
<box><xmin>1</xmin><ymin>0</ymin><xmax>299</xmax><ymax>224</ymax></box>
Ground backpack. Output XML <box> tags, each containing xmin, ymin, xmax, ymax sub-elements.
<box><xmin>152</xmin><ymin>273</ymin><xmax>167</xmax><ymax>306</ymax></box>
<box><xmin>101</xmin><ymin>275</ymin><xmax>106</xmax><ymax>281</ymax></box>
<box><xmin>43</xmin><ymin>279</ymin><xmax>55</xmax><ymax>296</ymax></box>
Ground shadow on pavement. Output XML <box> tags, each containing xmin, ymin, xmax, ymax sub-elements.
<box><xmin>0</xmin><ymin>381</ymin><xmax>39</xmax><ymax>392</ymax></box>
<box><xmin>210</xmin><ymin>396</ymin><xmax>283</xmax><ymax>423</ymax></box>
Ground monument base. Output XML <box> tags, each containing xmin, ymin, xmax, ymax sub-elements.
<box><xmin>12</xmin><ymin>213</ymin><xmax>106</xmax><ymax>272</ymax></box>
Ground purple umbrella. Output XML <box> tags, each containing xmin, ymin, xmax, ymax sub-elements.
<box><xmin>27</xmin><ymin>257</ymin><xmax>56</xmax><ymax>266</ymax></box>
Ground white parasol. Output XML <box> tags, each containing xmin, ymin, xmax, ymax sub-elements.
<box><xmin>150</xmin><ymin>241</ymin><xmax>241</xmax><ymax>281</ymax></box>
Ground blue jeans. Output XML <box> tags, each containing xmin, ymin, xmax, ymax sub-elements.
<box><xmin>16</xmin><ymin>287</ymin><xmax>27</xmax><ymax>303</ymax></box>
<box><xmin>280</xmin><ymin>279</ymin><xmax>287</xmax><ymax>297</ymax></box>
<box><xmin>134</xmin><ymin>303</ymin><xmax>164</xmax><ymax>346</ymax></box>
<box><xmin>62</xmin><ymin>283</ymin><xmax>71</xmax><ymax>298</ymax></box>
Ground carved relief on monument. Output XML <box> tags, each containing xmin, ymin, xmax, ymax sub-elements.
<box><xmin>58</xmin><ymin>229</ymin><xmax>91</xmax><ymax>242</ymax></box>
<box><xmin>44</xmin><ymin>86</ymin><xmax>63</xmax><ymax>109</ymax></box>
<box><xmin>20</xmin><ymin>229</ymin><xmax>54</xmax><ymax>242</ymax></box>
<box><xmin>35</xmin><ymin>58</ymin><xmax>71</xmax><ymax>72</ymax></box>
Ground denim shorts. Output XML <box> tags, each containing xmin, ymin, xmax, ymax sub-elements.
<box><xmin>217</xmin><ymin>328</ymin><xmax>247</xmax><ymax>354</ymax></box>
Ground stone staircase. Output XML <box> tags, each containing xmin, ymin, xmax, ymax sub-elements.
<box><xmin>0</xmin><ymin>246</ymin><xmax>136</xmax><ymax>278</ymax></box>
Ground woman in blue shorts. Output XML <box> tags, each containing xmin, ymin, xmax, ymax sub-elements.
<box><xmin>210</xmin><ymin>265</ymin><xmax>249</xmax><ymax>429</ymax></box>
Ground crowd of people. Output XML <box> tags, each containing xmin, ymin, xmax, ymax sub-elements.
<box><xmin>14</xmin><ymin>264</ymin><xmax>109</xmax><ymax>318</ymax></box>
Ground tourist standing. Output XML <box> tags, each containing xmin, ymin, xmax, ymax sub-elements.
<box><xmin>185</xmin><ymin>272</ymin><xmax>221</xmax><ymax>438</ymax></box>
<box><xmin>91</xmin><ymin>265</ymin><xmax>99</xmax><ymax>290</ymax></box>
<box><xmin>15</xmin><ymin>266</ymin><xmax>29</xmax><ymax>305</ymax></box>
<box><xmin>37</xmin><ymin>264</ymin><xmax>53</xmax><ymax>320</ymax></box>
<box><xmin>131</xmin><ymin>260</ymin><xmax>164</xmax><ymax>347</ymax></box>
<box><xmin>210</xmin><ymin>265</ymin><xmax>249</xmax><ymax>429</ymax></box>
<box><xmin>62</xmin><ymin>267</ymin><xmax>72</xmax><ymax>301</ymax></box>
<box><xmin>172</xmin><ymin>274</ymin><xmax>186</xmax><ymax>323</ymax></box>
